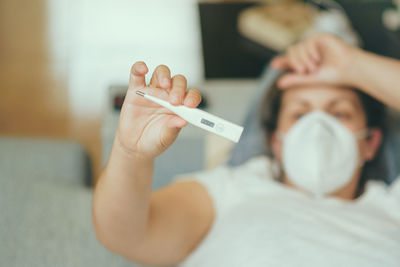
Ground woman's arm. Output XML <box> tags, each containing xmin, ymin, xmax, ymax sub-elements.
<box><xmin>271</xmin><ymin>33</ymin><xmax>400</xmax><ymax>110</ymax></box>
<box><xmin>349</xmin><ymin>49</ymin><xmax>400</xmax><ymax>110</ymax></box>
<box><xmin>93</xmin><ymin>62</ymin><xmax>214</xmax><ymax>266</ymax></box>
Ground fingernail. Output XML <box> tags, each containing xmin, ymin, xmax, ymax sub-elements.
<box><xmin>138</xmin><ymin>63</ymin><xmax>146</xmax><ymax>72</ymax></box>
<box><xmin>184</xmin><ymin>98</ymin><xmax>195</xmax><ymax>106</ymax></box>
<box><xmin>162</xmin><ymin>78</ymin><xmax>170</xmax><ymax>88</ymax></box>
<box><xmin>171</xmin><ymin>94</ymin><xmax>180</xmax><ymax>104</ymax></box>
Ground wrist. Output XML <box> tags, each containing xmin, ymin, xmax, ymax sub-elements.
<box><xmin>113</xmin><ymin>134</ymin><xmax>155</xmax><ymax>163</ymax></box>
<box><xmin>341</xmin><ymin>46</ymin><xmax>366</xmax><ymax>89</ymax></box>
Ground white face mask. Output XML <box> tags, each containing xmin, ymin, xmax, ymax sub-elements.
<box><xmin>279</xmin><ymin>111</ymin><xmax>368</xmax><ymax>197</ymax></box>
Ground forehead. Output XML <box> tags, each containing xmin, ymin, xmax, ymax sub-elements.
<box><xmin>281</xmin><ymin>85</ymin><xmax>363</xmax><ymax>109</ymax></box>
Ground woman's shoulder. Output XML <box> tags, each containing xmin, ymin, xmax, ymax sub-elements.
<box><xmin>387</xmin><ymin>177</ymin><xmax>400</xmax><ymax>202</ymax></box>
<box><xmin>363</xmin><ymin>177</ymin><xmax>400</xmax><ymax>199</ymax></box>
<box><xmin>359</xmin><ymin>177</ymin><xmax>400</xmax><ymax>215</ymax></box>
<box><xmin>177</xmin><ymin>156</ymin><xmax>273</xmax><ymax>183</ymax></box>
<box><xmin>390</xmin><ymin>176</ymin><xmax>400</xmax><ymax>195</ymax></box>
<box><xmin>235</xmin><ymin>155</ymin><xmax>274</xmax><ymax>174</ymax></box>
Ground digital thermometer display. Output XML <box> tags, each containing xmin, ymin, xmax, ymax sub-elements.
<box><xmin>201</xmin><ymin>118</ymin><xmax>215</xmax><ymax>128</ymax></box>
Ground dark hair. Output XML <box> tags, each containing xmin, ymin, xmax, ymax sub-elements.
<box><xmin>259</xmin><ymin>79</ymin><xmax>387</xmax><ymax>195</ymax></box>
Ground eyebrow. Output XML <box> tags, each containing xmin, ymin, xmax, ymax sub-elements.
<box><xmin>281</xmin><ymin>99</ymin><xmax>310</xmax><ymax>109</ymax></box>
<box><xmin>327</xmin><ymin>97</ymin><xmax>361</xmax><ymax>109</ymax></box>
<box><xmin>282</xmin><ymin>96</ymin><xmax>361</xmax><ymax>110</ymax></box>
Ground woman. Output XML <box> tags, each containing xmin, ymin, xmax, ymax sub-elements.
<box><xmin>92</xmin><ymin>34</ymin><xmax>400</xmax><ymax>266</ymax></box>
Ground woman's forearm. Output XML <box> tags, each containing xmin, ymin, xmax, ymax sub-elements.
<box><xmin>93</xmin><ymin>138</ymin><xmax>154</xmax><ymax>253</ymax></box>
<box><xmin>350</xmin><ymin>49</ymin><xmax>400</xmax><ymax>110</ymax></box>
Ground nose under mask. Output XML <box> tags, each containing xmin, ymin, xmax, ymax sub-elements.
<box><xmin>279</xmin><ymin>110</ymin><xmax>368</xmax><ymax>197</ymax></box>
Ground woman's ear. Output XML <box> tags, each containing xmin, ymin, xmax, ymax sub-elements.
<box><xmin>270</xmin><ymin>132</ymin><xmax>283</xmax><ymax>162</ymax></box>
<box><xmin>364</xmin><ymin>128</ymin><xmax>383</xmax><ymax>161</ymax></box>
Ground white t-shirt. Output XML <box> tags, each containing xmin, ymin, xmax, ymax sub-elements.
<box><xmin>174</xmin><ymin>156</ymin><xmax>400</xmax><ymax>267</ymax></box>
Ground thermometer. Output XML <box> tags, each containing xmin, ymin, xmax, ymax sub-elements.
<box><xmin>136</xmin><ymin>90</ymin><xmax>244</xmax><ymax>143</ymax></box>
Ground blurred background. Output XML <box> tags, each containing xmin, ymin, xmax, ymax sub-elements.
<box><xmin>0</xmin><ymin>0</ymin><xmax>204</xmax><ymax>179</ymax></box>
<box><xmin>1</xmin><ymin>0</ymin><xmax>400</xmax><ymax>266</ymax></box>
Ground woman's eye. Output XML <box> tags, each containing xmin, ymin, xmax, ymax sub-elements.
<box><xmin>292</xmin><ymin>113</ymin><xmax>306</xmax><ymax>120</ymax></box>
<box><xmin>332</xmin><ymin>111</ymin><xmax>350</xmax><ymax>120</ymax></box>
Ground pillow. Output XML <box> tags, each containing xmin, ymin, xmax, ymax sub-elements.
<box><xmin>228</xmin><ymin>65</ymin><xmax>281</xmax><ymax>166</ymax></box>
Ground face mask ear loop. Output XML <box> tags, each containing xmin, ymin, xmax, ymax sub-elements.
<box><xmin>271</xmin><ymin>131</ymin><xmax>284</xmax><ymax>181</ymax></box>
<box><xmin>354</xmin><ymin>128</ymin><xmax>370</xmax><ymax>168</ymax></box>
<box><xmin>276</xmin><ymin>131</ymin><xmax>285</xmax><ymax>142</ymax></box>
<box><xmin>271</xmin><ymin>158</ymin><xmax>283</xmax><ymax>181</ymax></box>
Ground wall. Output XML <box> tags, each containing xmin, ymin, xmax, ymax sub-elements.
<box><xmin>0</xmin><ymin>0</ymin><xmax>70</xmax><ymax>137</ymax></box>
<box><xmin>0</xmin><ymin>0</ymin><xmax>204</xmax><ymax>178</ymax></box>
<box><xmin>48</xmin><ymin>0</ymin><xmax>204</xmax><ymax>122</ymax></box>
<box><xmin>46</xmin><ymin>0</ymin><xmax>205</xmax><ymax>176</ymax></box>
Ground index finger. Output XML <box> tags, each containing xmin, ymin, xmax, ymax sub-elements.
<box><xmin>150</xmin><ymin>65</ymin><xmax>172</xmax><ymax>90</ymax></box>
<box><xmin>129</xmin><ymin>61</ymin><xmax>149</xmax><ymax>89</ymax></box>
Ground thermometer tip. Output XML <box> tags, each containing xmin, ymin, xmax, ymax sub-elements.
<box><xmin>136</xmin><ymin>90</ymin><xmax>145</xmax><ymax>97</ymax></box>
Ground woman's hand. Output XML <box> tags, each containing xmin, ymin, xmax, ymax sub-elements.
<box><xmin>271</xmin><ymin>33</ymin><xmax>400</xmax><ymax>110</ymax></box>
<box><xmin>116</xmin><ymin>62</ymin><xmax>202</xmax><ymax>159</ymax></box>
<box><xmin>270</xmin><ymin>33</ymin><xmax>359</xmax><ymax>89</ymax></box>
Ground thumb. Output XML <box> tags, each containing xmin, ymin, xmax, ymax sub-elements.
<box><xmin>277</xmin><ymin>73</ymin><xmax>320</xmax><ymax>89</ymax></box>
<box><xmin>157</xmin><ymin>116</ymin><xmax>186</xmax><ymax>151</ymax></box>
<box><xmin>270</xmin><ymin>56</ymin><xmax>290</xmax><ymax>70</ymax></box>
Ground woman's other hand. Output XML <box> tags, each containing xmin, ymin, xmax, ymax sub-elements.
<box><xmin>116</xmin><ymin>62</ymin><xmax>202</xmax><ymax>159</ymax></box>
<box><xmin>270</xmin><ymin>33</ymin><xmax>359</xmax><ymax>89</ymax></box>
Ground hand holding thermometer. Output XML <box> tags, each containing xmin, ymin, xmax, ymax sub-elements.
<box><xmin>136</xmin><ymin>90</ymin><xmax>244</xmax><ymax>143</ymax></box>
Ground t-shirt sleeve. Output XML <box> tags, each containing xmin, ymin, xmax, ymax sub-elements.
<box><xmin>173</xmin><ymin>165</ymin><xmax>237</xmax><ymax>218</ymax></box>
<box><xmin>172</xmin><ymin>156</ymin><xmax>272</xmax><ymax>218</ymax></box>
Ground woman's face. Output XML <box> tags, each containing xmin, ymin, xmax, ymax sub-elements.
<box><xmin>270</xmin><ymin>85</ymin><xmax>382</xmax><ymax>195</ymax></box>
<box><xmin>276</xmin><ymin>85</ymin><xmax>367</xmax><ymax>134</ymax></box>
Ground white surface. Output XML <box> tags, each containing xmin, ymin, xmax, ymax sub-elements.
<box><xmin>201</xmin><ymin>79</ymin><xmax>258</xmax><ymax>120</ymax></box>
<box><xmin>46</xmin><ymin>0</ymin><xmax>204</xmax><ymax>121</ymax></box>
<box><xmin>175</xmin><ymin>156</ymin><xmax>400</xmax><ymax>267</ymax></box>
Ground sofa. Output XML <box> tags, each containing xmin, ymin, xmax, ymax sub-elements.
<box><xmin>0</xmin><ymin>137</ymin><xmax>138</xmax><ymax>267</ymax></box>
